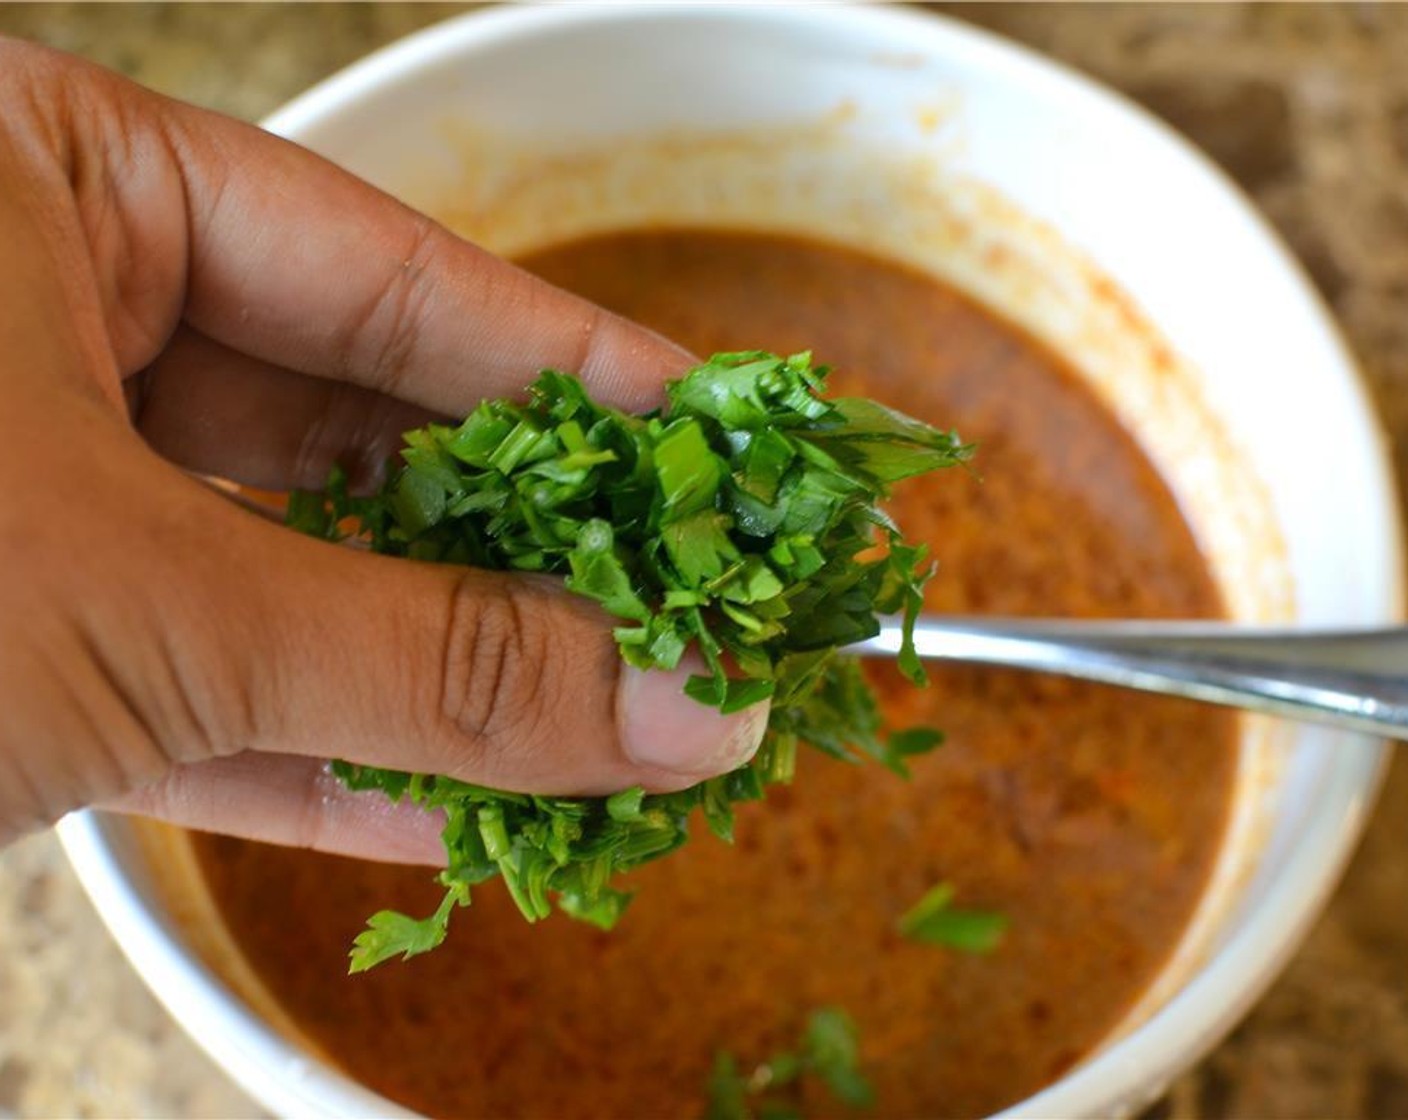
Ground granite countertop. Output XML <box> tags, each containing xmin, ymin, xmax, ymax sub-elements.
<box><xmin>0</xmin><ymin>4</ymin><xmax>1405</xmax><ymax>1118</ymax></box>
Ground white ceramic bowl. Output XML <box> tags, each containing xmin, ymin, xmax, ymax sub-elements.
<box><xmin>60</xmin><ymin>6</ymin><xmax>1403</xmax><ymax>1118</ymax></box>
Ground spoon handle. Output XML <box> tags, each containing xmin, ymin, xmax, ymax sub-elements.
<box><xmin>855</xmin><ymin>618</ymin><xmax>1408</xmax><ymax>740</ymax></box>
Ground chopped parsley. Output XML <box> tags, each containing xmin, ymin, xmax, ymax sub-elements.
<box><xmin>707</xmin><ymin>1007</ymin><xmax>873</xmax><ymax>1120</ymax></box>
<box><xmin>286</xmin><ymin>351</ymin><xmax>972</xmax><ymax>971</ymax></box>
<box><xmin>897</xmin><ymin>882</ymin><xmax>1009</xmax><ymax>954</ymax></box>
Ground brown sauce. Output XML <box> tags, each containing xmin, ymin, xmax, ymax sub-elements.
<box><xmin>191</xmin><ymin>230</ymin><xmax>1237</xmax><ymax>1117</ymax></box>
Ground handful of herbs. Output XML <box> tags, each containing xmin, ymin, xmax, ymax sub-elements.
<box><xmin>287</xmin><ymin>351</ymin><xmax>971</xmax><ymax>971</ymax></box>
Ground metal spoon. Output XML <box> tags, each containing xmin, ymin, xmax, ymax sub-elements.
<box><xmin>855</xmin><ymin>617</ymin><xmax>1408</xmax><ymax>740</ymax></box>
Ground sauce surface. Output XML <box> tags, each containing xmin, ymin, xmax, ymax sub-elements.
<box><xmin>192</xmin><ymin>230</ymin><xmax>1237</xmax><ymax>1117</ymax></box>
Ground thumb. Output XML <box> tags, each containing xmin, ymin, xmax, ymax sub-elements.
<box><xmin>211</xmin><ymin>505</ymin><xmax>770</xmax><ymax>796</ymax></box>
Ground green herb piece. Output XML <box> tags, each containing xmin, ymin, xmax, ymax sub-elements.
<box><xmin>287</xmin><ymin>351</ymin><xmax>972</xmax><ymax>970</ymax></box>
<box><xmin>348</xmin><ymin>889</ymin><xmax>461</xmax><ymax>972</ymax></box>
<box><xmin>706</xmin><ymin>1007</ymin><xmax>873</xmax><ymax>1120</ymax></box>
<box><xmin>897</xmin><ymin>882</ymin><xmax>1009</xmax><ymax>954</ymax></box>
<box><xmin>707</xmin><ymin>1053</ymin><xmax>753</xmax><ymax>1120</ymax></box>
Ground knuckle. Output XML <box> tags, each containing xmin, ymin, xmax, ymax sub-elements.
<box><xmin>139</xmin><ymin>508</ymin><xmax>261</xmax><ymax>764</ymax></box>
<box><xmin>288</xmin><ymin>379</ymin><xmax>344</xmax><ymax>488</ymax></box>
<box><xmin>290</xmin><ymin>762</ymin><xmax>333</xmax><ymax>852</ymax></box>
<box><xmin>0</xmin><ymin>37</ymin><xmax>62</xmax><ymax>102</ymax></box>
<box><xmin>438</xmin><ymin>575</ymin><xmax>553</xmax><ymax>765</ymax></box>
<box><xmin>287</xmin><ymin>380</ymin><xmax>417</xmax><ymax>492</ymax></box>
<box><xmin>352</xmin><ymin>216</ymin><xmax>443</xmax><ymax>395</ymax></box>
<box><xmin>571</xmin><ymin>302</ymin><xmax>606</xmax><ymax>375</ymax></box>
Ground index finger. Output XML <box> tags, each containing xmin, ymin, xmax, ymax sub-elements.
<box><xmin>169</xmin><ymin>100</ymin><xmax>693</xmax><ymax>412</ymax></box>
<box><xmin>27</xmin><ymin>45</ymin><xmax>692</xmax><ymax>413</ymax></box>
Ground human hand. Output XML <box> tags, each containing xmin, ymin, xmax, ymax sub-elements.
<box><xmin>0</xmin><ymin>40</ymin><xmax>768</xmax><ymax>860</ymax></box>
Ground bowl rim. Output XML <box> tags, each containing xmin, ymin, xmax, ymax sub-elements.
<box><xmin>60</xmin><ymin>5</ymin><xmax>1405</xmax><ymax>1119</ymax></box>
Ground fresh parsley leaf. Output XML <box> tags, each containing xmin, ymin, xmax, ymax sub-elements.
<box><xmin>803</xmin><ymin>1008</ymin><xmax>874</xmax><ymax>1108</ymax></box>
<box><xmin>706</xmin><ymin>1052</ymin><xmax>752</xmax><ymax>1120</ymax></box>
<box><xmin>287</xmin><ymin>351</ymin><xmax>972</xmax><ymax>970</ymax></box>
<box><xmin>897</xmin><ymin>882</ymin><xmax>1009</xmax><ymax>954</ymax></box>
<box><xmin>348</xmin><ymin>890</ymin><xmax>458</xmax><ymax>973</ymax></box>
<box><xmin>706</xmin><ymin>1007</ymin><xmax>873</xmax><ymax>1120</ymax></box>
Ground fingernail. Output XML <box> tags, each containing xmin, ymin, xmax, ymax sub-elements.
<box><xmin>618</xmin><ymin>664</ymin><xmax>769</xmax><ymax>777</ymax></box>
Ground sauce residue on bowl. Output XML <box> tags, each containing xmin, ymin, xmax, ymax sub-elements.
<box><xmin>190</xmin><ymin>229</ymin><xmax>1236</xmax><ymax>1118</ymax></box>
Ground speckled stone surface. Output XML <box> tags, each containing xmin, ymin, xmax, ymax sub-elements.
<box><xmin>0</xmin><ymin>4</ymin><xmax>1405</xmax><ymax>1118</ymax></box>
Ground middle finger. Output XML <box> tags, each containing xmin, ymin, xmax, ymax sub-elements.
<box><xmin>133</xmin><ymin>327</ymin><xmax>442</xmax><ymax>492</ymax></box>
